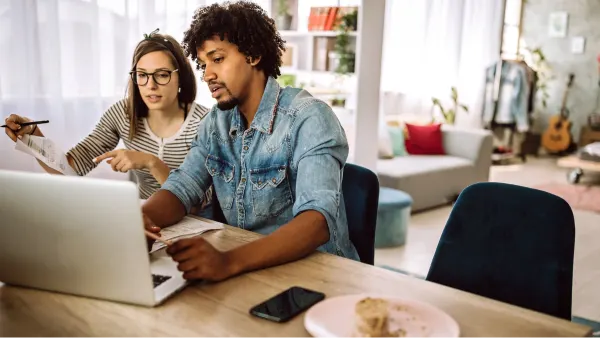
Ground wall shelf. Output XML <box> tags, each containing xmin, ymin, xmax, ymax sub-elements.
<box><xmin>279</xmin><ymin>30</ymin><xmax>357</xmax><ymax>37</ymax></box>
<box><xmin>273</xmin><ymin>0</ymin><xmax>360</xmax><ymax>111</ymax></box>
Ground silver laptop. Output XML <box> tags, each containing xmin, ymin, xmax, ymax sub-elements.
<box><xmin>0</xmin><ymin>169</ymin><xmax>187</xmax><ymax>307</ymax></box>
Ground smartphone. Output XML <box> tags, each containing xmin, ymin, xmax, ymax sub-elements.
<box><xmin>249</xmin><ymin>286</ymin><xmax>325</xmax><ymax>323</ymax></box>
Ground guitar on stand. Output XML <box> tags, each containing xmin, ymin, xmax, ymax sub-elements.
<box><xmin>542</xmin><ymin>73</ymin><xmax>576</xmax><ymax>154</ymax></box>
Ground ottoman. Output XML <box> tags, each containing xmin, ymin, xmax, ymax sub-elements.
<box><xmin>375</xmin><ymin>187</ymin><xmax>413</xmax><ymax>248</ymax></box>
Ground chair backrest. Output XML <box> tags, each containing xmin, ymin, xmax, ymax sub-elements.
<box><xmin>341</xmin><ymin>163</ymin><xmax>380</xmax><ymax>265</ymax></box>
<box><xmin>426</xmin><ymin>182</ymin><xmax>575</xmax><ymax>320</ymax></box>
<box><xmin>208</xmin><ymin>164</ymin><xmax>380</xmax><ymax>265</ymax></box>
<box><xmin>210</xmin><ymin>186</ymin><xmax>228</xmax><ymax>224</ymax></box>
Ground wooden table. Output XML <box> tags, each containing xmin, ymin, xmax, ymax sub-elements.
<box><xmin>0</xmin><ymin>222</ymin><xmax>592</xmax><ymax>337</ymax></box>
<box><xmin>558</xmin><ymin>155</ymin><xmax>600</xmax><ymax>172</ymax></box>
<box><xmin>558</xmin><ymin>155</ymin><xmax>600</xmax><ymax>183</ymax></box>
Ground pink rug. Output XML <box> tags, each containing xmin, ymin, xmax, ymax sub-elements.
<box><xmin>532</xmin><ymin>183</ymin><xmax>600</xmax><ymax>213</ymax></box>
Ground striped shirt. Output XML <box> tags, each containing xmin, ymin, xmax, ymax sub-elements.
<box><xmin>67</xmin><ymin>99</ymin><xmax>210</xmax><ymax>199</ymax></box>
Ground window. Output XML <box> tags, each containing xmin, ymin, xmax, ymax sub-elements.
<box><xmin>500</xmin><ymin>0</ymin><xmax>523</xmax><ymax>60</ymax></box>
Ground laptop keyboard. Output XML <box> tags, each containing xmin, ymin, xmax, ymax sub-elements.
<box><xmin>152</xmin><ymin>274</ymin><xmax>172</xmax><ymax>288</ymax></box>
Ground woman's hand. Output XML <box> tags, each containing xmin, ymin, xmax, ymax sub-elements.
<box><xmin>4</xmin><ymin>114</ymin><xmax>37</xmax><ymax>142</ymax></box>
<box><xmin>93</xmin><ymin>149</ymin><xmax>158</xmax><ymax>173</ymax></box>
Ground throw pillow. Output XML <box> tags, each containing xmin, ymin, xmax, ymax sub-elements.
<box><xmin>387</xmin><ymin>126</ymin><xmax>408</xmax><ymax>156</ymax></box>
<box><xmin>378</xmin><ymin>126</ymin><xmax>394</xmax><ymax>159</ymax></box>
<box><xmin>404</xmin><ymin>123</ymin><xmax>445</xmax><ymax>155</ymax></box>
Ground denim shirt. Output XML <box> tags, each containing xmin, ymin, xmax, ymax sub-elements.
<box><xmin>162</xmin><ymin>77</ymin><xmax>359</xmax><ymax>261</ymax></box>
<box><xmin>482</xmin><ymin>61</ymin><xmax>529</xmax><ymax>132</ymax></box>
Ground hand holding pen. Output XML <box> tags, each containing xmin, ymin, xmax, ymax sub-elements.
<box><xmin>3</xmin><ymin>114</ymin><xmax>48</xmax><ymax>142</ymax></box>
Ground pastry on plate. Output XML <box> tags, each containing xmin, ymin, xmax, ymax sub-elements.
<box><xmin>354</xmin><ymin>297</ymin><xmax>407</xmax><ymax>337</ymax></box>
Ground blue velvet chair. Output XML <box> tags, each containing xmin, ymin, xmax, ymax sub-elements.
<box><xmin>209</xmin><ymin>186</ymin><xmax>227</xmax><ymax>224</ymax></box>
<box><xmin>208</xmin><ymin>163</ymin><xmax>380</xmax><ymax>265</ymax></box>
<box><xmin>342</xmin><ymin>163</ymin><xmax>380</xmax><ymax>265</ymax></box>
<box><xmin>426</xmin><ymin>182</ymin><xmax>575</xmax><ymax>320</ymax></box>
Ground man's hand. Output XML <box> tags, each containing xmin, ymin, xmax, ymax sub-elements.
<box><xmin>143</xmin><ymin>212</ymin><xmax>162</xmax><ymax>251</ymax></box>
<box><xmin>94</xmin><ymin>149</ymin><xmax>158</xmax><ymax>173</ymax></box>
<box><xmin>166</xmin><ymin>237</ymin><xmax>236</xmax><ymax>282</ymax></box>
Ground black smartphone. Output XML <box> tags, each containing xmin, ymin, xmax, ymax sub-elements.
<box><xmin>249</xmin><ymin>286</ymin><xmax>325</xmax><ymax>323</ymax></box>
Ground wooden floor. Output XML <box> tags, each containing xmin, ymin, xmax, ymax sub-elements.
<box><xmin>375</xmin><ymin>157</ymin><xmax>600</xmax><ymax>322</ymax></box>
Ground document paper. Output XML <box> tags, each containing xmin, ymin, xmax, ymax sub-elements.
<box><xmin>15</xmin><ymin>134</ymin><xmax>78</xmax><ymax>176</ymax></box>
<box><xmin>150</xmin><ymin>216</ymin><xmax>224</xmax><ymax>253</ymax></box>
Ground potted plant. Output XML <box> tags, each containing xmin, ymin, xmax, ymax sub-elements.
<box><xmin>329</xmin><ymin>9</ymin><xmax>358</xmax><ymax>75</ymax></box>
<box><xmin>276</xmin><ymin>0</ymin><xmax>293</xmax><ymax>30</ymax></box>
<box><xmin>331</xmin><ymin>97</ymin><xmax>346</xmax><ymax>107</ymax></box>
<box><xmin>431</xmin><ymin>87</ymin><xmax>469</xmax><ymax>124</ymax></box>
<box><xmin>522</xmin><ymin>46</ymin><xmax>552</xmax><ymax>111</ymax></box>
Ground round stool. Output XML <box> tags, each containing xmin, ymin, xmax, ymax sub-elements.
<box><xmin>375</xmin><ymin>187</ymin><xmax>413</xmax><ymax>248</ymax></box>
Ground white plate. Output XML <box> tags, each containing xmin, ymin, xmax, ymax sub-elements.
<box><xmin>304</xmin><ymin>294</ymin><xmax>460</xmax><ymax>337</ymax></box>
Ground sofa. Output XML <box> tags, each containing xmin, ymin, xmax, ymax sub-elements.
<box><xmin>376</xmin><ymin>124</ymin><xmax>493</xmax><ymax>212</ymax></box>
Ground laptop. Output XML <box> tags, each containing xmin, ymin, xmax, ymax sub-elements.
<box><xmin>0</xmin><ymin>169</ymin><xmax>187</xmax><ymax>307</ymax></box>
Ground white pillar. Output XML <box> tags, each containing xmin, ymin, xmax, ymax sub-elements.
<box><xmin>352</xmin><ymin>0</ymin><xmax>386</xmax><ymax>172</ymax></box>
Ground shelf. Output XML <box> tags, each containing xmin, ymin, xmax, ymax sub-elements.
<box><xmin>280</xmin><ymin>68</ymin><xmax>355</xmax><ymax>77</ymax></box>
<box><xmin>279</xmin><ymin>30</ymin><xmax>358</xmax><ymax>38</ymax></box>
<box><xmin>303</xmin><ymin>86</ymin><xmax>351</xmax><ymax>95</ymax></box>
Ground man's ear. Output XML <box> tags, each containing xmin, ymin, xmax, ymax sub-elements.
<box><xmin>247</xmin><ymin>55</ymin><xmax>261</xmax><ymax>66</ymax></box>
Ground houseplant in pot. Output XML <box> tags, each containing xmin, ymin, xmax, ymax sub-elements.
<box><xmin>329</xmin><ymin>9</ymin><xmax>358</xmax><ymax>75</ymax></box>
<box><xmin>276</xmin><ymin>0</ymin><xmax>292</xmax><ymax>30</ymax></box>
<box><xmin>431</xmin><ymin>87</ymin><xmax>469</xmax><ymax>124</ymax></box>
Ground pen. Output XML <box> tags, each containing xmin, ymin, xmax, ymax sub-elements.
<box><xmin>1</xmin><ymin>120</ymin><xmax>50</xmax><ymax>128</ymax></box>
<box><xmin>145</xmin><ymin>230</ymin><xmax>172</xmax><ymax>246</ymax></box>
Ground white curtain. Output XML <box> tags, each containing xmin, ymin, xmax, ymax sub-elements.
<box><xmin>380</xmin><ymin>0</ymin><xmax>504</xmax><ymax>128</ymax></box>
<box><xmin>0</xmin><ymin>0</ymin><xmax>270</xmax><ymax>178</ymax></box>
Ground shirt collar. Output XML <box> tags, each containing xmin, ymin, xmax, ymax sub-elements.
<box><xmin>228</xmin><ymin>76</ymin><xmax>280</xmax><ymax>137</ymax></box>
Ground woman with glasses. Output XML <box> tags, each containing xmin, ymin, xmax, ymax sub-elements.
<box><xmin>4</xmin><ymin>30</ymin><xmax>212</xmax><ymax>205</ymax></box>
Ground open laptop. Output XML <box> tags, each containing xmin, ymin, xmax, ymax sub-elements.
<box><xmin>0</xmin><ymin>169</ymin><xmax>187</xmax><ymax>307</ymax></box>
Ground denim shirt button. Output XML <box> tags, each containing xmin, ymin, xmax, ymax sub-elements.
<box><xmin>241</xmin><ymin>178</ymin><xmax>246</xmax><ymax>183</ymax></box>
<box><xmin>258</xmin><ymin>180</ymin><xmax>262</xmax><ymax>185</ymax></box>
<box><xmin>243</xmin><ymin>146</ymin><xmax>249</xmax><ymax>151</ymax></box>
<box><xmin>271</xmin><ymin>178</ymin><xmax>276</xmax><ymax>183</ymax></box>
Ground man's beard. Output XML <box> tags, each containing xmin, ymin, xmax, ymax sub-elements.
<box><xmin>215</xmin><ymin>86</ymin><xmax>239</xmax><ymax>111</ymax></box>
<box><xmin>217</xmin><ymin>96</ymin><xmax>240</xmax><ymax>111</ymax></box>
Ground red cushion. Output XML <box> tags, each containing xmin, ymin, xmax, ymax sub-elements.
<box><xmin>404</xmin><ymin>123</ymin><xmax>445</xmax><ymax>155</ymax></box>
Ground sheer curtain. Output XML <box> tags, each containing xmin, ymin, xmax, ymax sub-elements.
<box><xmin>380</xmin><ymin>0</ymin><xmax>504</xmax><ymax>128</ymax></box>
<box><xmin>0</xmin><ymin>0</ymin><xmax>270</xmax><ymax>178</ymax></box>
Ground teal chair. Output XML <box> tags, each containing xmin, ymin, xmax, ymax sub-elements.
<box><xmin>426</xmin><ymin>182</ymin><xmax>575</xmax><ymax>320</ymax></box>
<box><xmin>342</xmin><ymin>163</ymin><xmax>380</xmax><ymax>265</ymax></box>
<box><xmin>209</xmin><ymin>163</ymin><xmax>380</xmax><ymax>265</ymax></box>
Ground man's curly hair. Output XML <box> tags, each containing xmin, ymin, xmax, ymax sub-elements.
<box><xmin>182</xmin><ymin>1</ymin><xmax>286</xmax><ymax>79</ymax></box>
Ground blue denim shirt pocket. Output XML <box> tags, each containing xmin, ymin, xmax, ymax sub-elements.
<box><xmin>249</xmin><ymin>165</ymin><xmax>293</xmax><ymax>217</ymax></box>
<box><xmin>205</xmin><ymin>154</ymin><xmax>235</xmax><ymax>210</ymax></box>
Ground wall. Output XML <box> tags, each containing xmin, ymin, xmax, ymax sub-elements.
<box><xmin>521</xmin><ymin>0</ymin><xmax>600</xmax><ymax>142</ymax></box>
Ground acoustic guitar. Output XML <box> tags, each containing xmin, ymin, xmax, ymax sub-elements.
<box><xmin>542</xmin><ymin>73</ymin><xmax>575</xmax><ymax>153</ymax></box>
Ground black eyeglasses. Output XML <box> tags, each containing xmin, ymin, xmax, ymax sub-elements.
<box><xmin>129</xmin><ymin>69</ymin><xmax>179</xmax><ymax>86</ymax></box>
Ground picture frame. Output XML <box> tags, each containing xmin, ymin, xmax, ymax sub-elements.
<box><xmin>548</xmin><ymin>12</ymin><xmax>568</xmax><ymax>38</ymax></box>
<box><xmin>281</xmin><ymin>42</ymin><xmax>299</xmax><ymax>70</ymax></box>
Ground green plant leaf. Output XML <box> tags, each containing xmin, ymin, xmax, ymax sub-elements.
<box><xmin>460</xmin><ymin>104</ymin><xmax>469</xmax><ymax>113</ymax></box>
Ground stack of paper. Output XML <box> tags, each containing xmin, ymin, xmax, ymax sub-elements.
<box><xmin>150</xmin><ymin>216</ymin><xmax>224</xmax><ymax>253</ymax></box>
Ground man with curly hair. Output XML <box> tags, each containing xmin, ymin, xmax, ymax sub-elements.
<box><xmin>142</xmin><ymin>1</ymin><xmax>359</xmax><ymax>281</ymax></box>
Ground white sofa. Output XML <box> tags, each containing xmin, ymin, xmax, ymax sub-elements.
<box><xmin>376</xmin><ymin>125</ymin><xmax>493</xmax><ymax>212</ymax></box>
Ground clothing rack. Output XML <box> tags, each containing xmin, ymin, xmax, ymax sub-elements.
<box><xmin>485</xmin><ymin>57</ymin><xmax>537</xmax><ymax>164</ymax></box>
